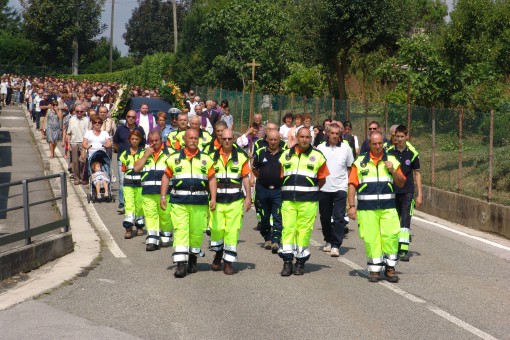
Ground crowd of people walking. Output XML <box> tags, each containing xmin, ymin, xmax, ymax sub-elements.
<box><xmin>6</xmin><ymin>73</ymin><xmax>423</xmax><ymax>282</ymax></box>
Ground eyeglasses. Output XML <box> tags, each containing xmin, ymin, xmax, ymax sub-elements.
<box><xmin>93</xmin><ymin>122</ymin><xmax>102</xmax><ymax>125</ymax></box>
<box><xmin>126</xmin><ymin>115</ymin><xmax>136</xmax><ymax>119</ymax></box>
<box><xmin>368</xmin><ymin>127</ymin><xmax>378</xmax><ymax>131</ymax></box>
<box><xmin>76</xmin><ymin>110</ymin><xmax>85</xmax><ymax>113</ymax></box>
<box><xmin>223</xmin><ymin>138</ymin><xmax>233</xmax><ymax>141</ymax></box>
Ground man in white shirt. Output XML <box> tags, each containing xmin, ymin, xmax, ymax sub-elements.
<box><xmin>186</xmin><ymin>91</ymin><xmax>199</xmax><ymax>117</ymax></box>
<box><xmin>67</xmin><ymin>105</ymin><xmax>90</xmax><ymax>185</ymax></box>
<box><xmin>0</xmin><ymin>78</ymin><xmax>8</xmax><ymax>106</ymax></box>
<box><xmin>316</xmin><ymin>123</ymin><xmax>354</xmax><ymax>257</ymax></box>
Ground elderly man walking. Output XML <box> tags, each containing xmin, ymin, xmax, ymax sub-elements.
<box><xmin>67</xmin><ymin>105</ymin><xmax>89</xmax><ymax>185</ymax></box>
<box><xmin>209</xmin><ymin>128</ymin><xmax>251</xmax><ymax>275</ymax></box>
<box><xmin>278</xmin><ymin>127</ymin><xmax>329</xmax><ymax>276</ymax></box>
<box><xmin>161</xmin><ymin>129</ymin><xmax>217</xmax><ymax>278</ymax></box>
<box><xmin>348</xmin><ymin>131</ymin><xmax>406</xmax><ymax>283</ymax></box>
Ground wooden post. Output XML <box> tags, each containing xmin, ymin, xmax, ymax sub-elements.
<box><xmin>245</xmin><ymin>59</ymin><xmax>261</xmax><ymax>126</ymax></box>
<box><xmin>458</xmin><ymin>106</ymin><xmax>463</xmax><ymax>193</ymax></box>
<box><xmin>233</xmin><ymin>89</ymin><xmax>238</xmax><ymax>129</ymax></box>
<box><xmin>268</xmin><ymin>94</ymin><xmax>272</xmax><ymax>122</ymax></box>
<box><xmin>240</xmin><ymin>89</ymin><xmax>246</xmax><ymax>131</ymax></box>
<box><xmin>431</xmin><ymin>106</ymin><xmax>436</xmax><ymax>186</ymax></box>
<box><xmin>364</xmin><ymin>100</ymin><xmax>368</xmax><ymax>140</ymax></box>
<box><xmin>331</xmin><ymin>97</ymin><xmax>335</xmax><ymax>119</ymax></box>
<box><xmin>315</xmin><ymin>97</ymin><xmax>319</xmax><ymax>125</ymax></box>
<box><xmin>488</xmin><ymin>109</ymin><xmax>494</xmax><ymax>201</ymax></box>
<box><xmin>407</xmin><ymin>79</ymin><xmax>411</xmax><ymax>139</ymax></box>
<box><xmin>346</xmin><ymin>99</ymin><xmax>350</xmax><ymax>121</ymax></box>
<box><xmin>291</xmin><ymin>93</ymin><xmax>295</xmax><ymax>112</ymax></box>
<box><xmin>384</xmin><ymin>102</ymin><xmax>389</xmax><ymax>137</ymax></box>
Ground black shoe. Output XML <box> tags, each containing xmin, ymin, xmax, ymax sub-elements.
<box><xmin>398</xmin><ymin>252</ymin><xmax>410</xmax><ymax>262</ymax></box>
<box><xmin>294</xmin><ymin>262</ymin><xmax>305</xmax><ymax>275</ymax></box>
<box><xmin>161</xmin><ymin>241</ymin><xmax>171</xmax><ymax>248</ymax></box>
<box><xmin>187</xmin><ymin>254</ymin><xmax>198</xmax><ymax>273</ymax></box>
<box><xmin>281</xmin><ymin>261</ymin><xmax>293</xmax><ymax>276</ymax></box>
<box><xmin>174</xmin><ymin>262</ymin><xmax>187</xmax><ymax>278</ymax></box>
<box><xmin>146</xmin><ymin>243</ymin><xmax>158</xmax><ymax>251</ymax></box>
<box><xmin>368</xmin><ymin>271</ymin><xmax>381</xmax><ymax>282</ymax></box>
<box><xmin>205</xmin><ymin>228</ymin><xmax>211</xmax><ymax>236</ymax></box>
<box><xmin>384</xmin><ymin>266</ymin><xmax>399</xmax><ymax>283</ymax></box>
<box><xmin>344</xmin><ymin>226</ymin><xmax>349</xmax><ymax>234</ymax></box>
<box><xmin>256</xmin><ymin>222</ymin><xmax>261</xmax><ymax>231</ymax></box>
<box><xmin>271</xmin><ymin>242</ymin><xmax>279</xmax><ymax>254</ymax></box>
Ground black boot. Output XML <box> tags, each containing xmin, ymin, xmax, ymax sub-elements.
<box><xmin>294</xmin><ymin>262</ymin><xmax>305</xmax><ymax>275</ymax></box>
<box><xmin>281</xmin><ymin>260</ymin><xmax>293</xmax><ymax>276</ymax></box>
<box><xmin>174</xmin><ymin>262</ymin><xmax>187</xmax><ymax>278</ymax></box>
<box><xmin>187</xmin><ymin>254</ymin><xmax>198</xmax><ymax>273</ymax></box>
<box><xmin>211</xmin><ymin>251</ymin><xmax>223</xmax><ymax>271</ymax></box>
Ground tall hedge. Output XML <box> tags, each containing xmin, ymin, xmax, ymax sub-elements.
<box><xmin>67</xmin><ymin>52</ymin><xmax>175</xmax><ymax>89</ymax></box>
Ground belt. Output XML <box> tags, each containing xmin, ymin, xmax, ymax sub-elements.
<box><xmin>260</xmin><ymin>185</ymin><xmax>280</xmax><ymax>190</ymax></box>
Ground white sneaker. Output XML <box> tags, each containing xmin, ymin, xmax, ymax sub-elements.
<box><xmin>322</xmin><ymin>243</ymin><xmax>331</xmax><ymax>252</ymax></box>
<box><xmin>330</xmin><ymin>248</ymin><xmax>340</xmax><ymax>257</ymax></box>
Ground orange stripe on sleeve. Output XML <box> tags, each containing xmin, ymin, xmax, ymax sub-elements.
<box><xmin>348</xmin><ymin>164</ymin><xmax>359</xmax><ymax>187</ymax></box>
<box><xmin>317</xmin><ymin>163</ymin><xmax>330</xmax><ymax>180</ymax></box>
<box><xmin>165</xmin><ymin>167</ymin><xmax>173</xmax><ymax>178</ymax></box>
<box><xmin>241</xmin><ymin>160</ymin><xmax>250</xmax><ymax>177</ymax></box>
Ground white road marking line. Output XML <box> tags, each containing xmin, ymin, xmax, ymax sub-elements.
<box><xmin>310</xmin><ymin>239</ymin><xmax>496</xmax><ymax>339</ymax></box>
<box><xmin>54</xmin><ymin>147</ymin><xmax>126</xmax><ymax>258</ymax></box>
<box><xmin>427</xmin><ymin>305</ymin><xmax>498</xmax><ymax>340</ymax></box>
<box><xmin>414</xmin><ymin>216</ymin><xmax>510</xmax><ymax>252</ymax></box>
<box><xmin>0</xmin><ymin>116</ymin><xmax>25</xmax><ymax>120</ymax></box>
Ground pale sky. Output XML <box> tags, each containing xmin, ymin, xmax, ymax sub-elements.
<box><xmin>9</xmin><ymin>0</ymin><xmax>455</xmax><ymax>57</ymax></box>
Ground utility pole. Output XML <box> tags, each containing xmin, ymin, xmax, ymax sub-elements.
<box><xmin>72</xmin><ymin>0</ymin><xmax>79</xmax><ymax>75</ymax></box>
<box><xmin>109</xmin><ymin>0</ymin><xmax>115</xmax><ymax>72</ymax></box>
<box><xmin>172</xmin><ymin>0</ymin><xmax>178</xmax><ymax>53</ymax></box>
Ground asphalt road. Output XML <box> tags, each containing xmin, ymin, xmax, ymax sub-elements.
<box><xmin>1</xmin><ymin>107</ymin><xmax>510</xmax><ymax>339</ymax></box>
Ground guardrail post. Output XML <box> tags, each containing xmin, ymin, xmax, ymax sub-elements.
<box><xmin>22</xmin><ymin>179</ymin><xmax>31</xmax><ymax>245</ymax></box>
<box><xmin>60</xmin><ymin>172</ymin><xmax>69</xmax><ymax>232</ymax></box>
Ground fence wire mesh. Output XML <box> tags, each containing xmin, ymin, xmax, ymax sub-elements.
<box><xmin>193</xmin><ymin>86</ymin><xmax>509</xmax><ymax>205</ymax></box>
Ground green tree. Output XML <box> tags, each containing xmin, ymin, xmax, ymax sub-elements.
<box><xmin>283</xmin><ymin>63</ymin><xmax>328</xmax><ymax>97</ymax></box>
<box><xmin>123</xmin><ymin>0</ymin><xmax>191</xmax><ymax>62</ymax></box>
<box><xmin>175</xmin><ymin>0</ymin><xmax>291</xmax><ymax>92</ymax></box>
<box><xmin>0</xmin><ymin>0</ymin><xmax>21</xmax><ymax>33</ymax></box>
<box><xmin>20</xmin><ymin>0</ymin><xmax>106</xmax><ymax>70</ymax></box>
<box><xmin>80</xmin><ymin>37</ymin><xmax>134</xmax><ymax>74</ymax></box>
<box><xmin>289</xmin><ymin>0</ymin><xmax>446</xmax><ymax>100</ymax></box>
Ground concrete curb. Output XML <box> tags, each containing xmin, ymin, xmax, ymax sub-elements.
<box><xmin>0</xmin><ymin>107</ymin><xmax>101</xmax><ymax>310</ymax></box>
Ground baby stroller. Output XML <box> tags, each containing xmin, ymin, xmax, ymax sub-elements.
<box><xmin>86</xmin><ymin>149</ymin><xmax>116</xmax><ymax>204</ymax></box>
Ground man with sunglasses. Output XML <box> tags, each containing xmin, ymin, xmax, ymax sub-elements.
<box><xmin>113</xmin><ymin>110</ymin><xmax>146</xmax><ymax>213</ymax></box>
<box><xmin>209</xmin><ymin>128</ymin><xmax>251</xmax><ymax>275</ymax></box>
<box><xmin>360</xmin><ymin>121</ymin><xmax>389</xmax><ymax>154</ymax></box>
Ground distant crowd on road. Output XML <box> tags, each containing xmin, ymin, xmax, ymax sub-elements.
<box><xmin>5</xmin><ymin>73</ymin><xmax>423</xmax><ymax>282</ymax></box>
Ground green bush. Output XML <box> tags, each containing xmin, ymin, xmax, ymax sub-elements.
<box><xmin>65</xmin><ymin>52</ymin><xmax>175</xmax><ymax>89</ymax></box>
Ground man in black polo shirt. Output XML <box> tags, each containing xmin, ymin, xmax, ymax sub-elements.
<box><xmin>252</xmin><ymin>130</ymin><xmax>284</xmax><ymax>253</ymax></box>
<box><xmin>388</xmin><ymin>125</ymin><xmax>422</xmax><ymax>262</ymax></box>
<box><xmin>113</xmin><ymin>109</ymin><xmax>146</xmax><ymax>213</ymax></box>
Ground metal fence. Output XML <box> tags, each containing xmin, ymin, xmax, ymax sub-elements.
<box><xmin>0</xmin><ymin>173</ymin><xmax>69</xmax><ymax>247</ymax></box>
<box><xmin>193</xmin><ymin>86</ymin><xmax>509</xmax><ymax>206</ymax></box>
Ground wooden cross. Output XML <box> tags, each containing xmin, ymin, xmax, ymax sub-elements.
<box><xmin>246</xmin><ymin>59</ymin><xmax>261</xmax><ymax>83</ymax></box>
<box><xmin>245</xmin><ymin>59</ymin><xmax>261</xmax><ymax>128</ymax></box>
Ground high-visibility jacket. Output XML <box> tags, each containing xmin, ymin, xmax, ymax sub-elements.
<box><xmin>166</xmin><ymin>128</ymin><xmax>187</xmax><ymax>149</ymax></box>
<box><xmin>140</xmin><ymin>146</ymin><xmax>172</xmax><ymax>195</ymax></box>
<box><xmin>279</xmin><ymin>145</ymin><xmax>327</xmax><ymax>202</ymax></box>
<box><xmin>174</xmin><ymin>129</ymin><xmax>213</xmax><ymax>151</ymax></box>
<box><xmin>212</xmin><ymin>146</ymin><xmax>249</xmax><ymax>204</ymax></box>
<box><xmin>166</xmin><ymin>149</ymin><xmax>214</xmax><ymax>205</ymax></box>
<box><xmin>353</xmin><ymin>151</ymin><xmax>401</xmax><ymax>210</ymax></box>
<box><xmin>119</xmin><ymin>148</ymin><xmax>143</xmax><ymax>187</ymax></box>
